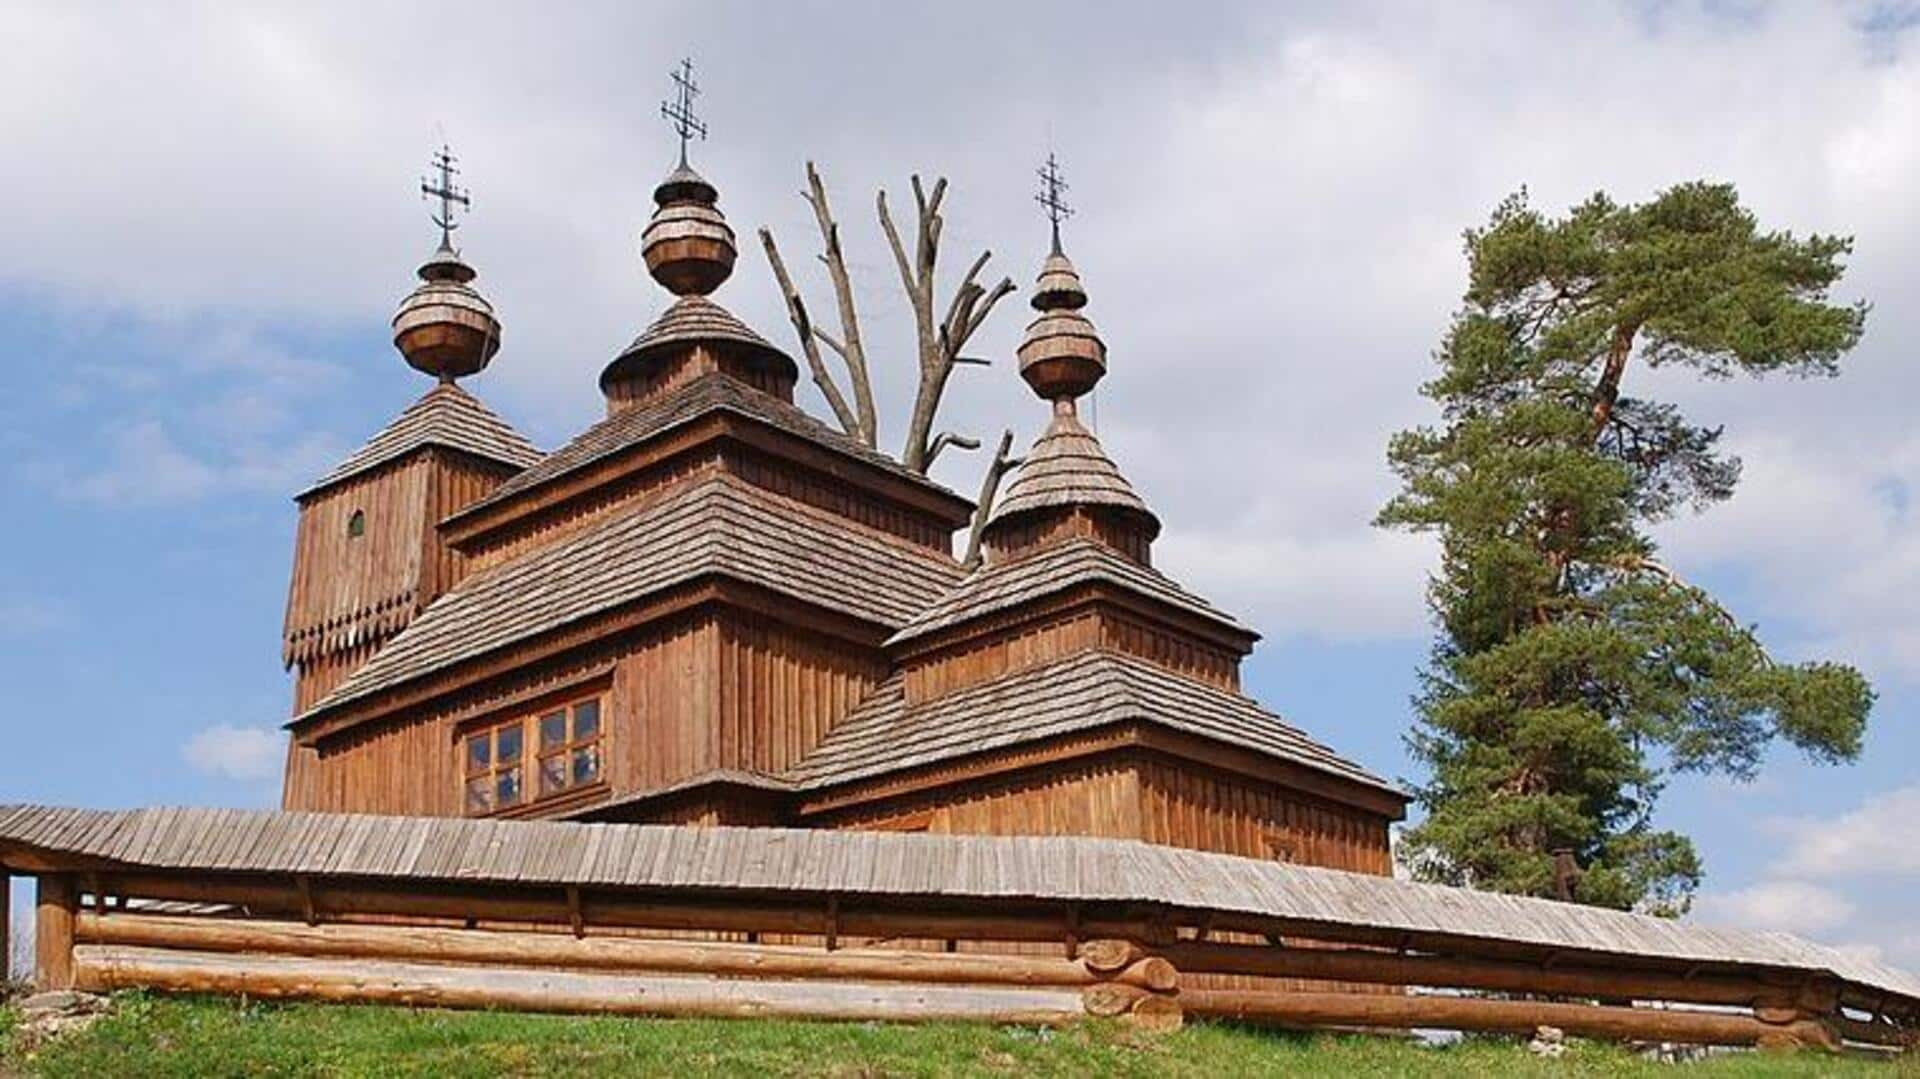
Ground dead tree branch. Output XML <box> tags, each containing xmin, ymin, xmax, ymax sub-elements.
<box><xmin>962</xmin><ymin>429</ymin><xmax>1023</xmax><ymax>570</ymax></box>
<box><xmin>757</xmin><ymin>163</ymin><xmax>877</xmax><ymax>446</ymax></box>
<box><xmin>879</xmin><ymin>175</ymin><xmax>1017</xmax><ymax>473</ymax></box>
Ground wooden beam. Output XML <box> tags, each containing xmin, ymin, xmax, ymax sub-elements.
<box><xmin>1160</xmin><ymin>939</ymin><xmax>1821</xmax><ymax>1011</ymax></box>
<box><xmin>1181</xmin><ymin>989</ymin><xmax>1840</xmax><ymax>1051</ymax></box>
<box><xmin>76</xmin><ymin>912</ymin><xmax>1177</xmax><ymax>990</ymax></box>
<box><xmin>1</xmin><ymin>870</ymin><xmax>10</xmax><ymax>983</ymax></box>
<box><xmin>88</xmin><ymin>871</ymin><xmax>1155</xmax><ymax>948</ymax></box>
<box><xmin>35</xmin><ymin>874</ymin><xmax>77</xmax><ymax>991</ymax></box>
<box><xmin>75</xmin><ymin>946</ymin><xmax>1093</xmax><ymax>1026</ymax></box>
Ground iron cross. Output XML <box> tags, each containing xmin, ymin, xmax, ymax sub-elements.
<box><xmin>1036</xmin><ymin>152</ymin><xmax>1072</xmax><ymax>252</ymax></box>
<box><xmin>661</xmin><ymin>58</ymin><xmax>708</xmax><ymax>165</ymax></box>
<box><xmin>420</xmin><ymin>144</ymin><xmax>470</xmax><ymax>249</ymax></box>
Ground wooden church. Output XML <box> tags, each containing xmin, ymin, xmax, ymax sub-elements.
<box><xmin>12</xmin><ymin>79</ymin><xmax>1918</xmax><ymax>1054</ymax></box>
<box><xmin>276</xmin><ymin>130</ymin><xmax>1407</xmax><ymax>879</ymax></box>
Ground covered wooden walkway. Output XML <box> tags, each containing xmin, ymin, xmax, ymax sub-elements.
<box><xmin>2</xmin><ymin>805</ymin><xmax>1913</xmax><ymax>1051</ymax></box>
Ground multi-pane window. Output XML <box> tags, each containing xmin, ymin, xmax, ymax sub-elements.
<box><xmin>463</xmin><ymin>722</ymin><xmax>525</xmax><ymax>814</ymax></box>
<box><xmin>536</xmin><ymin>698</ymin><xmax>602</xmax><ymax>799</ymax></box>
<box><xmin>463</xmin><ymin>695</ymin><xmax>603</xmax><ymax>815</ymax></box>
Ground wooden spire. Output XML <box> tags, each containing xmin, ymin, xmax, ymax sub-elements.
<box><xmin>983</xmin><ymin>161</ymin><xmax>1155</xmax><ymax>564</ymax></box>
<box><xmin>392</xmin><ymin>145</ymin><xmax>502</xmax><ymax>382</ymax></box>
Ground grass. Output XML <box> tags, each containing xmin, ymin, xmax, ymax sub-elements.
<box><xmin>1</xmin><ymin>994</ymin><xmax>1914</xmax><ymax>1078</ymax></box>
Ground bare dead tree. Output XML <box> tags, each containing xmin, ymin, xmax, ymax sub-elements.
<box><xmin>878</xmin><ymin>176</ymin><xmax>1017</xmax><ymax>474</ymax></box>
<box><xmin>961</xmin><ymin>429</ymin><xmax>1023</xmax><ymax>570</ymax></box>
<box><xmin>758</xmin><ymin>163</ymin><xmax>878</xmax><ymax>446</ymax></box>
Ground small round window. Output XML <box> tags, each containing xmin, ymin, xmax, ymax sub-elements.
<box><xmin>347</xmin><ymin>509</ymin><xmax>366</xmax><ymax>538</ymax></box>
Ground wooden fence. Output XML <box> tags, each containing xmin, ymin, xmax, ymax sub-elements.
<box><xmin>7</xmin><ymin>866</ymin><xmax>1912</xmax><ymax>1052</ymax></box>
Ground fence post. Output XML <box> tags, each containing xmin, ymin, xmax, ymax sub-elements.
<box><xmin>1</xmin><ymin>868</ymin><xmax>10</xmax><ymax>984</ymax></box>
<box><xmin>35</xmin><ymin>874</ymin><xmax>77</xmax><ymax>991</ymax></box>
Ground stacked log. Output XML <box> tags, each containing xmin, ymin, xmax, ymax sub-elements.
<box><xmin>71</xmin><ymin>914</ymin><xmax>1182</xmax><ymax>1029</ymax></box>
<box><xmin>1180</xmin><ymin>989</ymin><xmax>1839</xmax><ymax>1051</ymax></box>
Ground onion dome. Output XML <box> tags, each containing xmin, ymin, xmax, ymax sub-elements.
<box><xmin>391</xmin><ymin>240</ymin><xmax>502</xmax><ymax>382</ymax></box>
<box><xmin>1017</xmin><ymin>251</ymin><xmax>1106</xmax><ymax>402</ymax></box>
<box><xmin>641</xmin><ymin>162</ymin><xmax>736</xmax><ymax>296</ymax></box>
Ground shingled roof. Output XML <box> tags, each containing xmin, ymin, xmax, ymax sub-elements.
<box><xmin>6</xmin><ymin>803</ymin><xmax>1912</xmax><ymax>1006</ymax></box>
<box><xmin>300</xmin><ymin>382</ymin><xmax>543</xmax><ymax>499</ymax></box>
<box><xmin>987</xmin><ymin>408</ymin><xmax>1156</xmax><ymax>530</ymax></box>
<box><xmin>454</xmin><ymin>371</ymin><xmax>955</xmax><ymax>520</ymax></box>
<box><xmin>298</xmin><ymin>474</ymin><xmax>962</xmax><ymax>720</ymax></box>
<box><xmin>604</xmin><ymin>295</ymin><xmax>793</xmax><ymax>382</ymax></box>
<box><xmin>791</xmin><ymin>650</ymin><xmax>1395</xmax><ymax>795</ymax></box>
<box><xmin>887</xmin><ymin>538</ymin><xmax>1251</xmax><ymax>649</ymax></box>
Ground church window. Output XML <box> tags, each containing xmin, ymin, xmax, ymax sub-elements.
<box><xmin>537</xmin><ymin>698</ymin><xmax>603</xmax><ymax>798</ymax></box>
<box><xmin>463</xmin><ymin>722</ymin><xmax>524</xmax><ymax>814</ymax></box>
<box><xmin>463</xmin><ymin>693</ymin><xmax>604</xmax><ymax>815</ymax></box>
<box><xmin>347</xmin><ymin>510</ymin><xmax>366</xmax><ymax>538</ymax></box>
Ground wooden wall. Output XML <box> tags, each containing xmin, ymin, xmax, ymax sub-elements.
<box><xmin>985</xmin><ymin>507</ymin><xmax>1152</xmax><ymax>566</ymax></box>
<box><xmin>285</xmin><ymin>450</ymin><xmax>517</xmax><ymax>712</ymax></box>
<box><xmin>1138</xmin><ymin>757</ymin><xmax>1392</xmax><ymax>875</ymax></box>
<box><xmin>811</xmin><ymin>751</ymin><xmax>1391</xmax><ymax>879</ymax></box>
<box><xmin>615</xmin><ymin>613</ymin><xmax>886</xmax><ymax>791</ymax></box>
<box><xmin>283</xmin><ymin>460</ymin><xmax>430</xmax><ymax>673</ymax></box>
<box><xmin>603</xmin><ymin>344</ymin><xmax>795</xmax><ymax>415</ymax></box>
<box><xmin>285</xmin><ymin>635</ymin><xmax>639</xmax><ymax>816</ymax></box>
<box><xmin>902</xmin><ymin>607</ymin><xmax>1242</xmax><ymax>706</ymax></box>
<box><xmin>824</xmin><ymin>759</ymin><xmax>1144</xmax><ymax>840</ymax></box>
<box><xmin>421</xmin><ymin>452</ymin><xmax>519</xmax><ymax>599</ymax></box>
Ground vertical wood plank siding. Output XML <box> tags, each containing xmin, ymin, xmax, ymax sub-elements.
<box><xmin>905</xmin><ymin>610</ymin><xmax>1240</xmax><ymax>706</ymax></box>
<box><xmin>827</xmin><ymin>761</ymin><xmax>1144</xmax><ymax>840</ymax></box>
<box><xmin>285</xmin><ymin>451</ymin><xmax>518</xmax><ymax>711</ymax></box>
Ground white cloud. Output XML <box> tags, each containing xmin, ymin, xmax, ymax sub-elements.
<box><xmin>183</xmin><ymin>725</ymin><xmax>285</xmax><ymax>782</ymax></box>
<box><xmin>5</xmin><ymin>2</ymin><xmax>1919</xmax><ymax>661</ymax></box>
<box><xmin>1693</xmin><ymin>879</ymin><xmax>1857</xmax><ymax>935</ymax></box>
<box><xmin>1693</xmin><ymin>785</ymin><xmax>1920</xmax><ymax>968</ymax></box>
<box><xmin>1772</xmin><ymin>784</ymin><xmax>1920</xmax><ymax>878</ymax></box>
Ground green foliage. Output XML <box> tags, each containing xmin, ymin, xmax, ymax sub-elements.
<box><xmin>2</xmin><ymin>994</ymin><xmax>1894</xmax><ymax>1078</ymax></box>
<box><xmin>1380</xmin><ymin>182</ymin><xmax>1874</xmax><ymax>914</ymax></box>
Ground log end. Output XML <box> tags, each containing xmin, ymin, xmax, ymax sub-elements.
<box><xmin>1125</xmin><ymin>994</ymin><xmax>1184</xmax><ymax>1034</ymax></box>
<box><xmin>1077</xmin><ymin>939</ymin><xmax>1140</xmax><ymax>975</ymax></box>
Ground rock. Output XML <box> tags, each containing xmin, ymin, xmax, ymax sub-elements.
<box><xmin>17</xmin><ymin>990</ymin><xmax>107</xmax><ymax>1019</ymax></box>
<box><xmin>1527</xmin><ymin>1025</ymin><xmax>1566</xmax><ymax>1058</ymax></box>
<box><xmin>12</xmin><ymin>990</ymin><xmax>110</xmax><ymax>1045</ymax></box>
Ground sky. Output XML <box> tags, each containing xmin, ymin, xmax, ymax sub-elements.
<box><xmin>2</xmin><ymin>1</ymin><xmax>1917</xmax><ymax>975</ymax></box>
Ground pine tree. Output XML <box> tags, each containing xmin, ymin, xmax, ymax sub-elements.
<box><xmin>1378</xmin><ymin>183</ymin><xmax>1875</xmax><ymax>914</ymax></box>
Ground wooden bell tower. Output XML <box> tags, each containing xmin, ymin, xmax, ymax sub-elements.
<box><xmin>282</xmin><ymin>147</ymin><xmax>540</xmax><ymax>715</ymax></box>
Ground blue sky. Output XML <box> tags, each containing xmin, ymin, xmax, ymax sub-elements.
<box><xmin>4</xmin><ymin>1</ymin><xmax>1918</xmax><ymax>973</ymax></box>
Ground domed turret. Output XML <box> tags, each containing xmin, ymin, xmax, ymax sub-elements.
<box><xmin>641</xmin><ymin>162</ymin><xmax>736</xmax><ymax>296</ymax></box>
<box><xmin>392</xmin><ymin>145</ymin><xmax>501</xmax><ymax>382</ymax></box>
<box><xmin>392</xmin><ymin>240</ymin><xmax>501</xmax><ymax>381</ymax></box>
<box><xmin>1017</xmin><ymin>250</ymin><xmax>1105</xmax><ymax>401</ymax></box>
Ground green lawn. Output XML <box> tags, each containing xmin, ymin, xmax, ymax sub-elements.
<box><xmin>2</xmin><ymin>994</ymin><xmax>1913</xmax><ymax>1078</ymax></box>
